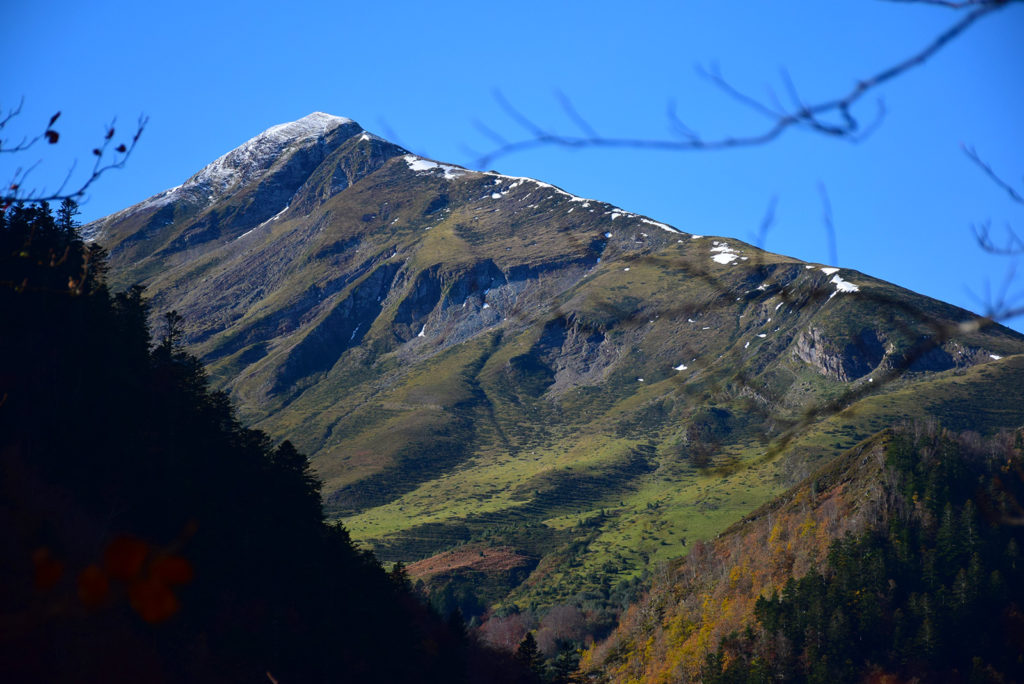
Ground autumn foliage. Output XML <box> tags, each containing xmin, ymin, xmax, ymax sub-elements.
<box><xmin>582</xmin><ymin>432</ymin><xmax>895</xmax><ymax>681</ymax></box>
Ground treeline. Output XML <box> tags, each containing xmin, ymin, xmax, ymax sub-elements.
<box><xmin>702</xmin><ymin>425</ymin><xmax>1024</xmax><ymax>683</ymax></box>
<box><xmin>0</xmin><ymin>200</ymin><xmax>534</xmax><ymax>683</ymax></box>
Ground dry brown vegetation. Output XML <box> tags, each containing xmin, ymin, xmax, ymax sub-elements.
<box><xmin>407</xmin><ymin>545</ymin><xmax>535</xmax><ymax>579</ymax></box>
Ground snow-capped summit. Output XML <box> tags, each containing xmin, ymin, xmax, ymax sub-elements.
<box><xmin>262</xmin><ymin>112</ymin><xmax>354</xmax><ymax>141</ymax></box>
<box><xmin>185</xmin><ymin>112</ymin><xmax>359</xmax><ymax>195</ymax></box>
<box><xmin>84</xmin><ymin>113</ymin><xmax>362</xmax><ymax>241</ymax></box>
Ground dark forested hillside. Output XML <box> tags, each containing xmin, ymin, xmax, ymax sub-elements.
<box><xmin>0</xmin><ymin>200</ymin><xmax>531</xmax><ymax>683</ymax></box>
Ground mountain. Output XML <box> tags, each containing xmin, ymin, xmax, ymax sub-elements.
<box><xmin>86</xmin><ymin>112</ymin><xmax>1024</xmax><ymax>619</ymax></box>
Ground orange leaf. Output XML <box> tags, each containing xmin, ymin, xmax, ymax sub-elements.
<box><xmin>128</xmin><ymin>577</ymin><xmax>179</xmax><ymax>623</ymax></box>
<box><xmin>104</xmin><ymin>535</ymin><xmax>148</xmax><ymax>581</ymax></box>
<box><xmin>77</xmin><ymin>564</ymin><xmax>110</xmax><ymax>607</ymax></box>
<box><xmin>151</xmin><ymin>555</ymin><xmax>193</xmax><ymax>586</ymax></box>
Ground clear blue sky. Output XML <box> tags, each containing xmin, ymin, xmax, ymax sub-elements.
<box><xmin>5</xmin><ymin>0</ymin><xmax>1023</xmax><ymax>331</ymax></box>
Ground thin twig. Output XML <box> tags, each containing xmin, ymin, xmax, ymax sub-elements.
<box><xmin>972</xmin><ymin>221</ymin><xmax>1024</xmax><ymax>255</ymax></box>
<box><xmin>557</xmin><ymin>90</ymin><xmax>600</xmax><ymax>139</ymax></box>
<box><xmin>753</xmin><ymin>196</ymin><xmax>778</xmax><ymax>249</ymax></box>
<box><xmin>963</xmin><ymin>145</ymin><xmax>1024</xmax><ymax>204</ymax></box>
<box><xmin>880</xmin><ymin>0</ymin><xmax>997</xmax><ymax>8</ymax></box>
<box><xmin>818</xmin><ymin>182</ymin><xmax>839</xmax><ymax>266</ymax></box>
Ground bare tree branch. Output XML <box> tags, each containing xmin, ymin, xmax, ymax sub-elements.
<box><xmin>0</xmin><ymin>99</ymin><xmax>24</xmax><ymax>131</ymax></box>
<box><xmin>665</xmin><ymin>100</ymin><xmax>700</xmax><ymax>142</ymax></box>
<box><xmin>556</xmin><ymin>90</ymin><xmax>600</xmax><ymax>139</ymax></box>
<box><xmin>967</xmin><ymin>262</ymin><xmax>1024</xmax><ymax>319</ymax></box>
<box><xmin>472</xmin><ymin>1</ymin><xmax>1013</xmax><ymax>168</ymax></box>
<box><xmin>817</xmin><ymin>183</ymin><xmax>839</xmax><ymax>267</ymax></box>
<box><xmin>962</xmin><ymin>146</ymin><xmax>1024</xmax><ymax>255</ymax></box>
<box><xmin>963</xmin><ymin>144</ymin><xmax>1024</xmax><ymax>205</ymax></box>
<box><xmin>698</xmin><ymin>63</ymin><xmax>789</xmax><ymax>122</ymax></box>
<box><xmin>881</xmin><ymin>0</ymin><xmax>998</xmax><ymax>8</ymax></box>
<box><xmin>973</xmin><ymin>221</ymin><xmax>1024</xmax><ymax>255</ymax></box>
<box><xmin>1</xmin><ymin>109</ymin><xmax>148</xmax><ymax>206</ymax></box>
<box><xmin>752</xmin><ymin>195</ymin><xmax>778</xmax><ymax>249</ymax></box>
<box><xmin>0</xmin><ymin>99</ymin><xmax>62</xmax><ymax>156</ymax></box>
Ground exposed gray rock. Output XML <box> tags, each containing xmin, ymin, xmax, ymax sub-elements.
<box><xmin>534</xmin><ymin>315</ymin><xmax>620</xmax><ymax>392</ymax></box>
<box><xmin>795</xmin><ymin>327</ymin><xmax>886</xmax><ymax>381</ymax></box>
<box><xmin>273</xmin><ymin>262</ymin><xmax>400</xmax><ymax>392</ymax></box>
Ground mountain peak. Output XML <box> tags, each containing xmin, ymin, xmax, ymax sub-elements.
<box><xmin>83</xmin><ymin>113</ymin><xmax>363</xmax><ymax>242</ymax></box>
<box><xmin>183</xmin><ymin>112</ymin><xmax>359</xmax><ymax>197</ymax></box>
<box><xmin>258</xmin><ymin>112</ymin><xmax>356</xmax><ymax>144</ymax></box>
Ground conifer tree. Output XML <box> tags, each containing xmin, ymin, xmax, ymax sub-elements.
<box><xmin>516</xmin><ymin>632</ymin><xmax>545</xmax><ymax>681</ymax></box>
<box><xmin>56</xmin><ymin>197</ymin><xmax>80</xmax><ymax>243</ymax></box>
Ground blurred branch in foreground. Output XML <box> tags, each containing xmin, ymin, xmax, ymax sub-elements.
<box><xmin>469</xmin><ymin>1</ymin><xmax>1013</xmax><ymax>168</ymax></box>
<box><xmin>0</xmin><ymin>101</ymin><xmax>147</xmax><ymax>206</ymax></box>
<box><xmin>965</xmin><ymin>144</ymin><xmax>1024</xmax><ymax>256</ymax></box>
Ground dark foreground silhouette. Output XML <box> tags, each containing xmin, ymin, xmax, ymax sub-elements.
<box><xmin>0</xmin><ymin>199</ymin><xmax>535</xmax><ymax>683</ymax></box>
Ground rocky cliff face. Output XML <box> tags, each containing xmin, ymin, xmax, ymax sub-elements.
<box><xmin>794</xmin><ymin>324</ymin><xmax>991</xmax><ymax>382</ymax></box>
<box><xmin>794</xmin><ymin>327</ymin><xmax>887</xmax><ymax>381</ymax></box>
<box><xmin>87</xmin><ymin>113</ymin><xmax>1024</xmax><ymax>611</ymax></box>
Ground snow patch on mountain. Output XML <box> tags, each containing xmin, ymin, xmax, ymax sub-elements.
<box><xmin>710</xmin><ymin>241</ymin><xmax>740</xmax><ymax>265</ymax></box>
<box><xmin>829</xmin><ymin>274</ymin><xmax>860</xmax><ymax>297</ymax></box>
<box><xmin>479</xmin><ymin>171</ymin><xmax>682</xmax><ymax>233</ymax></box>
<box><xmin>404</xmin><ymin>155</ymin><xmax>466</xmax><ymax>179</ymax></box>
<box><xmin>640</xmin><ymin>217</ymin><xmax>681</xmax><ymax>234</ymax></box>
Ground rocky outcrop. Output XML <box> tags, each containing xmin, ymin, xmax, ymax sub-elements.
<box><xmin>441</xmin><ymin>260</ymin><xmax>506</xmax><ymax>309</ymax></box>
<box><xmin>533</xmin><ymin>315</ymin><xmax>619</xmax><ymax>392</ymax></box>
<box><xmin>902</xmin><ymin>337</ymin><xmax>957</xmax><ymax>373</ymax></box>
<box><xmin>393</xmin><ymin>266</ymin><xmax>445</xmax><ymax>342</ymax></box>
<box><xmin>392</xmin><ymin>260</ymin><xmax>508</xmax><ymax>344</ymax></box>
<box><xmin>795</xmin><ymin>324</ymin><xmax>1007</xmax><ymax>380</ymax></box>
<box><xmin>795</xmin><ymin>326</ymin><xmax>886</xmax><ymax>381</ymax></box>
<box><xmin>289</xmin><ymin>135</ymin><xmax>407</xmax><ymax>215</ymax></box>
<box><xmin>273</xmin><ymin>262</ymin><xmax>400</xmax><ymax>392</ymax></box>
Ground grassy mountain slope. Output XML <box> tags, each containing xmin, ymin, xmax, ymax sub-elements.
<box><xmin>87</xmin><ymin>114</ymin><xmax>1024</xmax><ymax>616</ymax></box>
